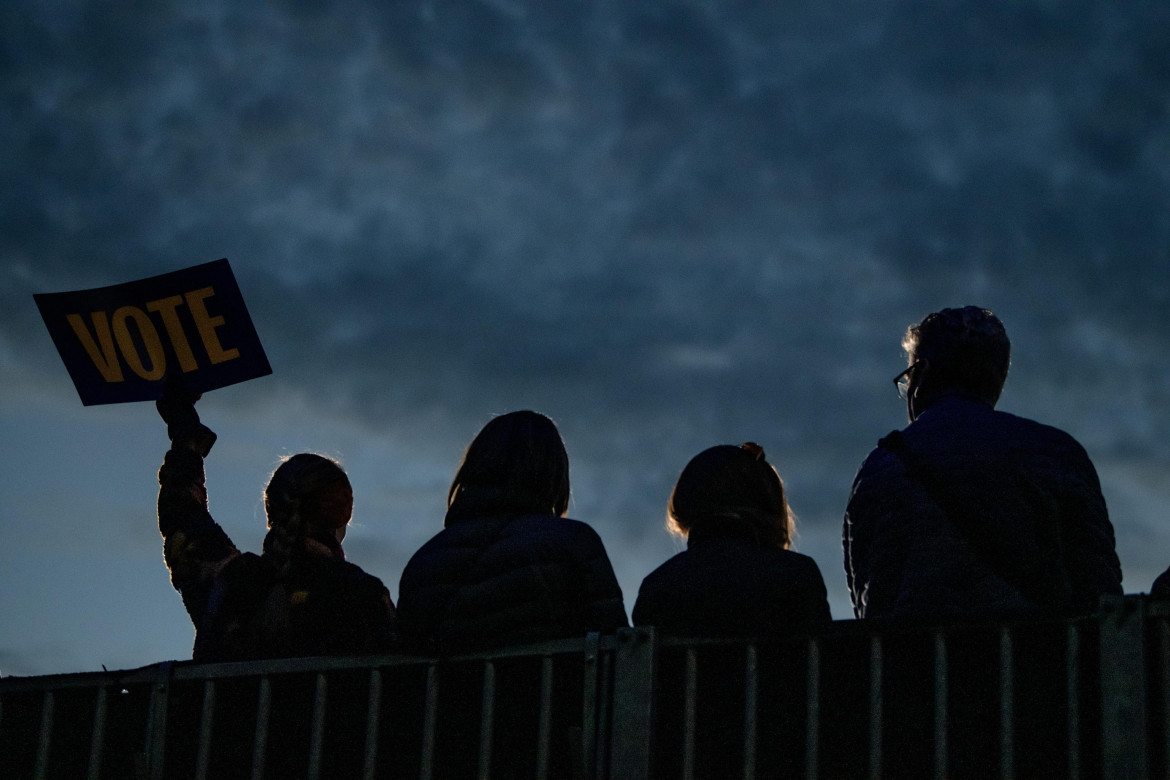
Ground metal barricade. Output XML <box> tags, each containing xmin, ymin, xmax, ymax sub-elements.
<box><xmin>4</xmin><ymin>596</ymin><xmax>1170</xmax><ymax>779</ymax></box>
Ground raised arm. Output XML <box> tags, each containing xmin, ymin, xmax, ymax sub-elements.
<box><xmin>156</xmin><ymin>378</ymin><xmax>239</xmax><ymax>626</ymax></box>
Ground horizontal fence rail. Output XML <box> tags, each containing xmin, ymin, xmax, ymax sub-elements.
<box><xmin>3</xmin><ymin>595</ymin><xmax>1169</xmax><ymax>779</ymax></box>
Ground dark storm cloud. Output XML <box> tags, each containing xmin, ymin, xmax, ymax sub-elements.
<box><xmin>7</xmin><ymin>2</ymin><xmax>1166</xmax><ymax>298</ymax></box>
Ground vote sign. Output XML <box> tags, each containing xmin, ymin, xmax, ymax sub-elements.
<box><xmin>35</xmin><ymin>259</ymin><xmax>272</xmax><ymax>405</ymax></box>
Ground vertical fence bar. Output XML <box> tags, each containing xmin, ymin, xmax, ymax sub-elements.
<box><xmin>999</xmin><ymin>627</ymin><xmax>1014</xmax><ymax>778</ymax></box>
<box><xmin>419</xmin><ymin>664</ymin><xmax>439</xmax><ymax>780</ymax></box>
<box><xmin>933</xmin><ymin>632</ymin><xmax>948</xmax><ymax>780</ymax></box>
<box><xmin>1067</xmin><ymin>622</ymin><xmax>1081</xmax><ymax>780</ymax></box>
<box><xmin>86</xmin><ymin>685</ymin><xmax>109</xmax><ymax>780</ymax></box>
<box><xmin>477</xmin><ymin>662</ymin><xmax>496</xmax><ymax>780</ymax></box>
<box><xmin>805</xmin><ymin>637</ymin><xmax>820</xmax><ymax>780</ymax></box>
<box><xmin>362</xmin><ymin>669</ymin><xmax>383</xmax><ymax>780</ymax></box>
<box><xmin>868</xmin><ymin>634</ymin><xmax>883</xmax><ymax>780</ymax></box>
<box><xmin>33</xmin><ymin>690</ymin><xmax>54</xmax><ymax>780</ymax></box>
<box><xmin>581</xmin><ymin>633</ymin><xmax>601</xmax><ymax>780</ymax></box>
<box><xmin>743</xmin><ymin>644</ymin><xmax>758</xmax><ymax>780</ymax></box>
<box><xmin>306</xmin><ymin>673</ymin><xmax>328</xmax><ymax>780</ymax></box>
<box><xmin>194</xmin><ymin>680</ymin><xmax>216</xmax><ymax>780</ymax></box>
<box><xmin>610</xmin><ymin>627</ymin><xmax>657</xmax><ymax>780</ymax></box>
<box><xmin>682</xmin><ymin>648</ymin><xmax>698</xmax><ymax>780</ymax></box>
<box><xmin>1098</xmin><ymin>595</ymin><xmax>1149</xmax><ymax>778</ymax></box>
<box><xmin>535</xmin><ymin>656</ymin><xmax>554</xmax><ymax>780</ymax></box>
<box><xmin>1161</xmin><ymin>620</ymin><xmax>1170</xmax><ymax>780</ymax></box>
<box><xmin>597</xmin><ymin>644</ymin><xmax>615</xmax><ymax>779</ymax></box>
<box><xmin>143</xmin><ymin>663</ymin><xmax>174</xmax><ymax>780</ymax></box>
<box><xmin>251</xmin><ymin>676</ymin><xmax>272</xmax><ymax>780</ymax></box>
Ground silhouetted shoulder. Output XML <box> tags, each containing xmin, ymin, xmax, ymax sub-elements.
<box><xmin>633</xmin><ymin>539</ymin><xmax>830</xmax><ymax>636</ymax></box>
<box><xmin>397</xmin><ymin>513</ymin><xmax>627</xmax><ymax>654</ymax></box>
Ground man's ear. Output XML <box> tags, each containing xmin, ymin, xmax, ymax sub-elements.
<box><xmin>907</xmin><ymin>358</ymin><xmax>931</xmax><ymax>421</ymax></box>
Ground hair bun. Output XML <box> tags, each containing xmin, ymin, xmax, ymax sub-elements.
<box><xmin>739</xmin><ymin>442</ymin><xmax>766</xmax><ymax>461</ymax></box>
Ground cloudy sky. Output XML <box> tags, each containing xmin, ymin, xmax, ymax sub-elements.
<box><xmin>2</xmin><ymin>2</ymin><xmax>1168</xmax><ymax>677</ymax></box>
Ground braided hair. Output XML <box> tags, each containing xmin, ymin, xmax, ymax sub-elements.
<box><xmin>262</xmin><ymin>453</ymin><xmax>352</xmax><ymax>575</ymax></box>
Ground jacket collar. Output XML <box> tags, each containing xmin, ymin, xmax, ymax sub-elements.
<box><xmin>304</xmin><ymin>531</ymin><xmax>345</xmax><ymax>561</ymax></box>
<box><xmin>686</xmin><ymin>518</ymin><xmax>765</xmax><ymax>548</ymax></box>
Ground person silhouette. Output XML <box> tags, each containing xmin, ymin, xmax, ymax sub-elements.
<box><xmin>156</xmin><ymin>377</ymin><xmax>395</xmax><ymax>661</ymax></box>
<box><xmin>633</xmin><ymin>442</ymin><xmax>831</xmax><ymax>635</ymax></box>
<box><xmin>395</xmin><ymin>411</ymin><xmax>627</xmax><ymax>778</ymax></box>
<box><xmin>633</xmin><ymin>442</ymin><xmax>829</xmax><ymax>778</ymax></box>
<box><xmin>844</xmin><ymin>306</ymin><xmax>1122</xmax><ymax>619</ymax></box>
<box><xmin>396</xmin><ymin>410</ymin><xmax>627</xmax><ymax>653</ymax></box>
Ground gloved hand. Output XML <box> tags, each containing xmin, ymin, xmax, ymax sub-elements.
<box><xmin>157</xmin><ymin>374</ymin><xmax>216</xmax><ymax>454</ymax></box>
<box><xmin>157</xmin><ymin>374</ymin><xmax>201</xmax><ymax>429</ymax></box>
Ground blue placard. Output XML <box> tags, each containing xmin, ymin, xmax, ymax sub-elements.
<box><xmin>34</xmin><ymin>259</ymin><xmax>272</xmax><ymax>405</ymax></box>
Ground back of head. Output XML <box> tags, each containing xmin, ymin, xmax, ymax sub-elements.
<box><xmin>446</xmin><ymin>410</ymin><xmax>571</xmax><ymax>524</ymax></box>
<box><xmin>904</xmin><ymin>306</ymin><xmax>1011</xmax><ymax>407</ymax></box>
<box><xmin>668</xmin><ymin>443</ymin><xmax>794</xmax><ymax>550</ymax></box>
<box><xmin>264</xmin><ymin>453</ymin><xmax>352</xmax><ymax>572</ymax></box>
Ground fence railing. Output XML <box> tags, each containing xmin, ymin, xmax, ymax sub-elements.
<box><xmin>2</xmin><ymin>594</ymin><xmax>1167</xmax><ymax>779</ymax></box>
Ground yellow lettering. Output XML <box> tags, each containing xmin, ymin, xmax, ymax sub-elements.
<box><xmin>112</xmin><ymin>306</ymin><xmax>166</xmax><ymax>380</ymax></box>
<box><xmin>146</xmin><ymin>295</ymin><xmax>199</xmax><ymax>372</ymax></box>
<box><xmin>185</xmin><ymin>286</ymin><xmax>240</xmax><ymax>364</ymax></box>
<box><xmin>66</xmin><ymin>312</ymin><xmax>124</xmax><ymax>383</ymax></box>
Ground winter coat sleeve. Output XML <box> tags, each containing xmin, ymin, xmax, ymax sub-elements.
<box><xmin>157</xmin><ymin>421</ymin><xmax>240</xmax><ymax>629</ymax></box>
<box><xmin>797</xmin><ymin>554</ymin><xmax>834</xmax><ymax>624</ymax></box>
<box><xmin>843</xmin><ymin>448</ymin><xmax>910</xmax><ymax>619</ymax></box>
<box><xmin>569</xmin><ymin>522</ymin><xmax>630</xmax><ymax>632</ymax></box>
<box><xmin>1058</xmin><ymin>442</ymin><xmax>1123</xmax><ymax>605</ymax></box>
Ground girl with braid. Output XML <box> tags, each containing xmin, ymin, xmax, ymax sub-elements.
<box><xmin>155</xmin><ymin>378</ymin><xmax>395</xmax><ymax>662</ymax></box>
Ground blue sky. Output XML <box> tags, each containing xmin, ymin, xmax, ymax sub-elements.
<box><xmin>2</xmin><ymin>1</ymin><xmax>1169</xmax><ymax>676</ymax></box>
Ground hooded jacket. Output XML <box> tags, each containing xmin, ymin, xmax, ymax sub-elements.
<box><xmin>396</xmin><ymin>512</ymin><xmax>628</xmax><ymax>654</ymax></box>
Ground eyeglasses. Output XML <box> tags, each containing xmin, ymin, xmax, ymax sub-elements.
<box><xmin>893</xmin><ymin>360</ymin><xmax>922</xmax><ymax>400</ymax></box>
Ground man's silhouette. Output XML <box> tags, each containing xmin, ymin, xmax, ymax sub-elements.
<box><xmin>844</xmin><ymin>306</ymin><xmax>1122</xmax><ymax>619</ymax></box>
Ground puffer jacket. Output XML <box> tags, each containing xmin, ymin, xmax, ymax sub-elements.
<box><xmin>844</xmin><ymin>394</ymin><xmax>1122</xmax><ymax>619</ymax></box>
<box><xmin>1151</xmin><ymin>567</ymin><xmax>1170</xmax><ymax>598</ymax></box>
<box><xmin>396</xmin><ymin>513</ymin><xmax>628</xmax><ymax>654</ymax></box>
<box><xmin>158</xmin><ymin>423</ymin><xmax>396</xmax><ymax>662</ymax></box>
<box><xmin>632</xmin><ymin>523</ymin><xmax>832</xmax><ymax>636</ymax></box>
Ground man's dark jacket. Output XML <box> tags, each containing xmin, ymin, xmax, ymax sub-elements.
<box><xmin>844</xmin><ymin>394</ymin><xmax>1123</xmax><ymax>619</ymax></box>
<box><xmin>396</xmin><ymin>513</ymin><xmax>629</xmax><ymax>654</ymax></box>
<box><xmin>633</xmin><ymin>523</ymin><xmax>832</xmax><ymax>635</ymax></box>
